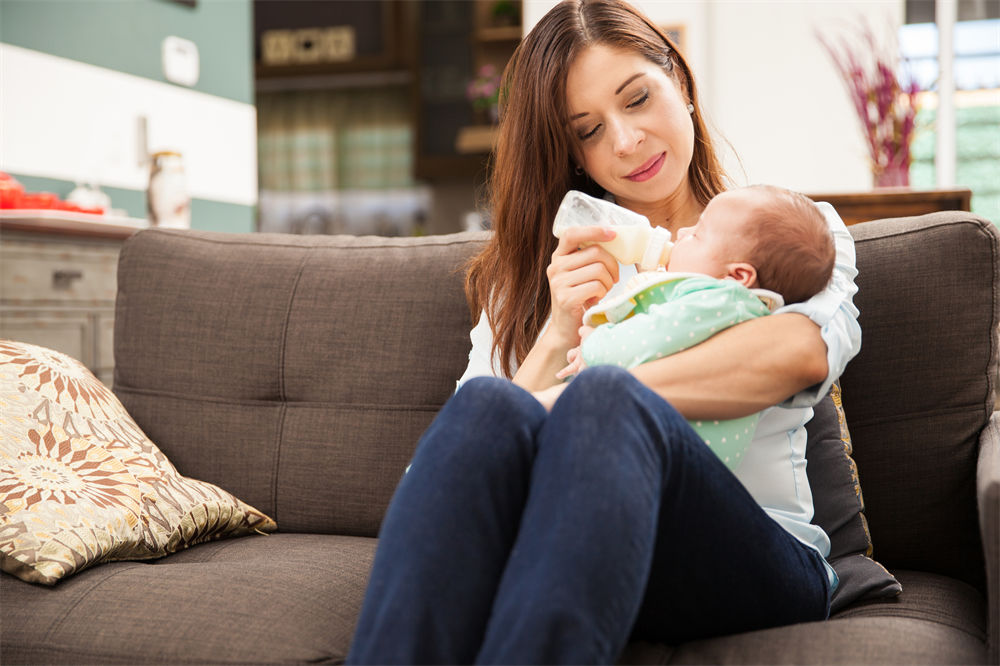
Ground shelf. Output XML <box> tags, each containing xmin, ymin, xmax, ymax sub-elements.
<box><xmin>455</xmin><ymin>125</ymin><xmax>498</xmax><ymax>154</ymax></box>
<box><xmin>476</xmin><ymin>25</ymin><xmax>521</xmax><ymax>42</ymax></box>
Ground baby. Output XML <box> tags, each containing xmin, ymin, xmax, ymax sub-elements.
<box><xmin>559</xmin><ymin>184</ymin><xmax>836</xmax><ymax>469</ymax></box>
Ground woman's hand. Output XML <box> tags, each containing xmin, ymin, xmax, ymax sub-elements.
<box><xmin>512</xmin><ymin>228</ymin><xmax>619</xmax><ymax>392</ymax></box>
<box><xmin>630</xmin><ymin>313</ymin><xmax>828</xmax><ymax>420</ymax></box>
<box><xmin>546</xmin><ymin>227</ymin><xmax>620</xmax><ymax>348</ymax></box>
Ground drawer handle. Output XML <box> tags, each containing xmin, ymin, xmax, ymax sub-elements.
<box><xmin>53</xmin><ymin>270</ymin><xmax>84</xmax><ymax>289</ymax></box>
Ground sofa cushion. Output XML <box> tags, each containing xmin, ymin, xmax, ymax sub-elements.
<box><xmin>113</xmin><ymin>230</ymin><xmax>488</xmax><ymax>537</ymax></box>
<box><xmin>0</xmin><ymin>533</ymin><xmax>374</xmax><ymax>663</ymax></box>
<box><xmin>806</xmin><ymin>384</ymin><xmax>901</xmax><ymax>612</ymax></box>
<box><xmin>0</xmin><ymin>340</ymin><xmax>276</xmax><ymax>585</ymax></box>
<box><xmin>841</xmin><ymin>213</ymin><xmax>1000</xmax><ymax>595</ymax></box>
<box><xmin>619</xmin><ymin>570</ymin><xmax>986</xmax><ymax>664</ymax></box>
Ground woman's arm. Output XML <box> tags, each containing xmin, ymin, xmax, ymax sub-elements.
<box><xmin>511</xmin><ymin>326</ymin><xmax>580</xmax><ymax>391</ymax></box>
<box><xmin>532</xmin><ymin>312</ymin><xmax>825</xmax><ymax>413</ymax></box>
<box><xmin>631</xmin><ymin>313</ymin><xmax>827</xmax><ymax>420</ymax></box>
<box><xmin>512</xmin><ymin>226</ymin><xmax>620</xmax><ymax>392</ymax></box>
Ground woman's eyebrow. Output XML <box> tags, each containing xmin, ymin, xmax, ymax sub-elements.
<box><xmin>569</xmin><ymin>73</ymin><xmax>647</xmax><ymax>121</ymax></box>
<box><xmin>615</xmin><ymin>73</ymin><xmax>644</xmax><ymax>95</ymax></box>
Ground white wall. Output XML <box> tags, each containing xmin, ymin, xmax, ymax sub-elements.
<box><xmin>0</xmin><ymin>44</ymin><xmax>257</xmax><ymax>207</ymax></box>
<box><xmin>524</xmin><ymin>0</ymin><xmax>906</xmax><ymax>194</ymax></box>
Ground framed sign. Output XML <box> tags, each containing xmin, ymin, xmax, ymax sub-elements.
<box><xmin>660</xmin><ymin>23</ymin><xmax>687</xmax><ymax>55</ymax></box>
<box><xmin>254</xmin><ymin>0</ymin><xmax>402</xmax><ymax>77</ymax></box>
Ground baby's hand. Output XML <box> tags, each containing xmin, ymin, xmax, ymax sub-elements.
<box><xmin>555</xmin><ymin>345</ymin><xmax>587</xmax><ymax>380</ymax></box>
<box><xmin>578</xmin><ymin>324</ymin><xmax>595</xmax><ymax>342</ymax></box>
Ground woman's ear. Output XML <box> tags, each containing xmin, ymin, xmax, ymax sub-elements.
<box><xmin>726</xmin><ymin>262</ymin><xmax>758</xmax><ymax>288</ymax></box>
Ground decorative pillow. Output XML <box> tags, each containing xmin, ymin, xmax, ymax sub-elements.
<box><xmin>806</xmin><ymin>383</ymin><xmax>902</xmax><ymax>612</ymax></box>
<box><xmin>0</xmin><ymin>340</ymin><xmax>276</xmax><ymax>585</ymax></box>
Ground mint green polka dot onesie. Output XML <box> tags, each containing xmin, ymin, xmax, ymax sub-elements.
<box><xmin>581</xmin><ymin>273</ymin><xmax>776</xmax><ymax>471</ymax></box>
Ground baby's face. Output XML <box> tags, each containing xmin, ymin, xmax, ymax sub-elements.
<box><xmin>666</xmin><ymin>189</ymin><xmax>757</xmax><ymax>277</ymax></box>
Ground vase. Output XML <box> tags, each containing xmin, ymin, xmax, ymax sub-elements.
<box><xmin>875</xmin><ymin>163</ymin><xmax>910</xmax><ymax>188</ymax></box>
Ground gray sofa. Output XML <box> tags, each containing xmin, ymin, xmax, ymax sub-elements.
<box><xmin>2</xmin><ymin>210</ymin><xmax>998</xmax><ymax>664</ymax></box>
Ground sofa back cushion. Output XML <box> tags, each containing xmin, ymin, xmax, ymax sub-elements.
<box><xmin>114</xmin><ymin>230</ymin><xmax>489</xmax><ymax>537</ymax></box>
<box><xmin>841</xmin><ymin>212</ymin><xmax>999</xmax><ymax>594</ymax></box>
<box><xmin>115</xmin><ymin>213</ymin><xmax>999</xmax><ymax>594</ymax></box>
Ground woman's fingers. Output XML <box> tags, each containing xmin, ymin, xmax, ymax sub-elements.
<box><xmin>548</xmin><ymin>245</ymin><xmax>619</xmax><ymax>281</ymax></box>
<box><xmin>546</xmin><ymin>225</ymin><xmax>620</xmax><ymax>345</ymax></box>
<box><xmin>549</xmin><ymin>259</ymin><xmax>616</xmax><ymax>298</ymax></box>
<box><xmin>554</xmin><ymin>225</ymin><xmax>617</xmax><ymax>256</ymax></box>
<box><xmin>552</xmin><ymin>279</ymin><xmax>611</xmax><ymax>313</ymax></box>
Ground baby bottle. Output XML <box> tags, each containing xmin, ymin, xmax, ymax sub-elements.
<box><xmin>552</xmin><ymin>190</ymin><xmax>673</xmax><ymax>270</ymax></box>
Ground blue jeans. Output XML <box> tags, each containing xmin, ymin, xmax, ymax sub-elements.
<box><xmin>347</xmin><ymin>367</ymin><xmax>830</xmax><ymax>664</ymax></box>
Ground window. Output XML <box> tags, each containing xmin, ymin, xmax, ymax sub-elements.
<box><xmin>900</xmin><ymin>2</ymin><xmax>1000</xmax><ymax>222</ymax></box>
<box><xmin>256</xmin><ymin>86</ymin><xmax>431</xmax><ymax>235</ymax></box>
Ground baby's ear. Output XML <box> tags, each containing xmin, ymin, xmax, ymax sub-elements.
<box><xmin>726</xmin><ymin>262</ymin><xmax>758</xmax><ymax>288</ymax></box>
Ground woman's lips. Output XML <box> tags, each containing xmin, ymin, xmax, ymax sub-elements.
<box><xmin>626</xmin><ymin>152</ymin><xmax>665</xmax><ymax>182</ymax></box>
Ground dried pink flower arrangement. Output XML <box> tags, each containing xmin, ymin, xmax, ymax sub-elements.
<box><xmin>818</xmin><ymin>21</ymin><xmax>922</xmax><ymax>187</ymax></box>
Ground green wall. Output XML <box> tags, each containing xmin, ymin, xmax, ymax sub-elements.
<box><xmin>0</xmin><ymin>0</ymin><xmax>253</xmax><ymax>104</ymax></box>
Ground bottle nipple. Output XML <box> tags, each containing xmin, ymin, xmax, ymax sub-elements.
<box><xmin>641</xmin><ymin>227</ymin><xmax>674</xmax><ymax>271</ymax></box>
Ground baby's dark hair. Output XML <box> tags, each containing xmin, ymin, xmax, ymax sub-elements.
<box><xmin>744</xmin><ymin>185</ymin><xmax>835</xmax><ymax>305</ymax></box>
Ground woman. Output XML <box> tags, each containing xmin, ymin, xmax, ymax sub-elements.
<box><xmin>347</xmin><ymin>0</ymin><xmax>861</xmax><ymax>663</ymax></box>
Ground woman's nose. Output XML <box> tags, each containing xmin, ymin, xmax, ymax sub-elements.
<box><xmin>610</xmin><ymin>118</ymin><xmax>643</xmax><ymax>156</ymax></box>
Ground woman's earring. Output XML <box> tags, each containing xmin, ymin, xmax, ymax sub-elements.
<box><xmin>686</xmin><ymin>103</ymin><xmax>695</xmax><ymax>115</ymax></box>
<box><xmin>575</xmin><ymin>164</ymin><xmax>584</xmax><ymax>176</ymax></box>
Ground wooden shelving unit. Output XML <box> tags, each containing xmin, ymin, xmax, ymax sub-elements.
<box><xmin>414</xmin><ymin>0</ymin><xmax>520</xmax><ymax>178</ymax></box>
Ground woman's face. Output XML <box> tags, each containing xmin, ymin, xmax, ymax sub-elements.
<box><xmin>565</xmin><ymin>44</ymin><xmax>695</xmax><ymax>213</ymax></box>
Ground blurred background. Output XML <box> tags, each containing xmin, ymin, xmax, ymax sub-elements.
<box><xmin>1</xmin><ymin>0</ymin><xmax>997</xmax><ymax>235</ymax></box>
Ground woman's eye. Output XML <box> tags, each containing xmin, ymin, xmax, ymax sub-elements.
<box><xmin>627</xmin><ymin>92</ymin><xmax>649</xmax><ymax>109</ymax></box>
<box><xmin>578</xmin><ymin>124</ymin><xmax>601</xmax><ymax>141</ymax></box>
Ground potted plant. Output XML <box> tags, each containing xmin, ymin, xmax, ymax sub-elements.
<box><xmin>466</xmin><ymin>64</ymin><xmax>502</xmax><ymax>125</ymax></box>
<box><xmin>490</xmin><ymin>0</ymin><xmax>520</xmax><ymax>28</ymax></box>
<box><xmin>818</xmin><ymin>21</ymin><xmax>921</xmax><ymax>188</ymax></box>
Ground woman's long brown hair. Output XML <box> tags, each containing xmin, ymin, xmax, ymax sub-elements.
<box><xmin>465</xmin><ymin>0</ymin><xmax>729</xmax><ymax>378</ymax></box>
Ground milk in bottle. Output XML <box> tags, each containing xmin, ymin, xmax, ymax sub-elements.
<box><xmin>552</xmin><ymin>190</ymin><xmax>673</xmax><ymax>270</ymax></box>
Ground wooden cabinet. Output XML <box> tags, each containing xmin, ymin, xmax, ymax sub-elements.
<box><xmin>0</xmin><ymin>214</ymin><xmax>142</xmax><ymax>387</ymax></box>
<box><xmin>254</xmin><ymin>0</ymin><xmax>410</xmax><ymax>79</ymax></box>
<box><xmin>805</xmin><ymin>187</ymin><xmax>973</xmax><ymax>226</ymax></box>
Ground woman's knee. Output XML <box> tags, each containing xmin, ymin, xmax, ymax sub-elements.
<box><xmin>415</xmin><ymin>377</ymin><xmax>546</xmax><ymax>468</ymax></box>
<box><xmin>556</xmin><ymin>366</ymin><xmax>671</xmax><ymax>420</ymax></box>
<box><xmin>452</xmin><ymin>377</ymin><xmax>545</xmax><ymax>424</ymax></box>
<box><xmin>550</xmin><ymin>366</ymin><xmax>694</xmax><ymax>458</ymax></box>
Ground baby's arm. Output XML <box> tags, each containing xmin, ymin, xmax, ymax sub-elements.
<box><xmin>555</xmin><ymin>326</ymin><xmax>595</xmax><ymax>379</ymax></box>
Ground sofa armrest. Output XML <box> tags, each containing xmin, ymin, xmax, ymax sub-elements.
<box><xmin>980</xmin><ymin>410</ymin><xmax>1000</xmax><ymax>665</ymax></box>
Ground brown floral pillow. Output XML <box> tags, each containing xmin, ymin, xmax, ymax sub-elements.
<box><xmin>0</xmin><ymin>340</ymin><xmax>276</xmax><ymax>585</ymax></box>
<box><xmin>806</xmin><ymin>383</ymin><xmax>901</xmax><ymax>612</ymax></box>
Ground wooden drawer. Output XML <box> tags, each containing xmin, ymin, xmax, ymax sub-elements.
<box><xmin>0</xmin><ymin>310</ymin><xmax>93</xmax><ymax>367</ymax></box>
<box><xmin>0</xmin><ymin>221</ymin><xmax>131</xmax><ymax>385</ymax></box>
<box><xmin>1</xmin><ymin>239</ymin><xmax>119</xmax><ymax>305</ymax></box>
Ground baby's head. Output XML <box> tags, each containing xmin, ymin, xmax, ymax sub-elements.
<box><xmin>667</xmin><ymin>185</ymin><xmax>834</xmax><ymax>304</ymax></box>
